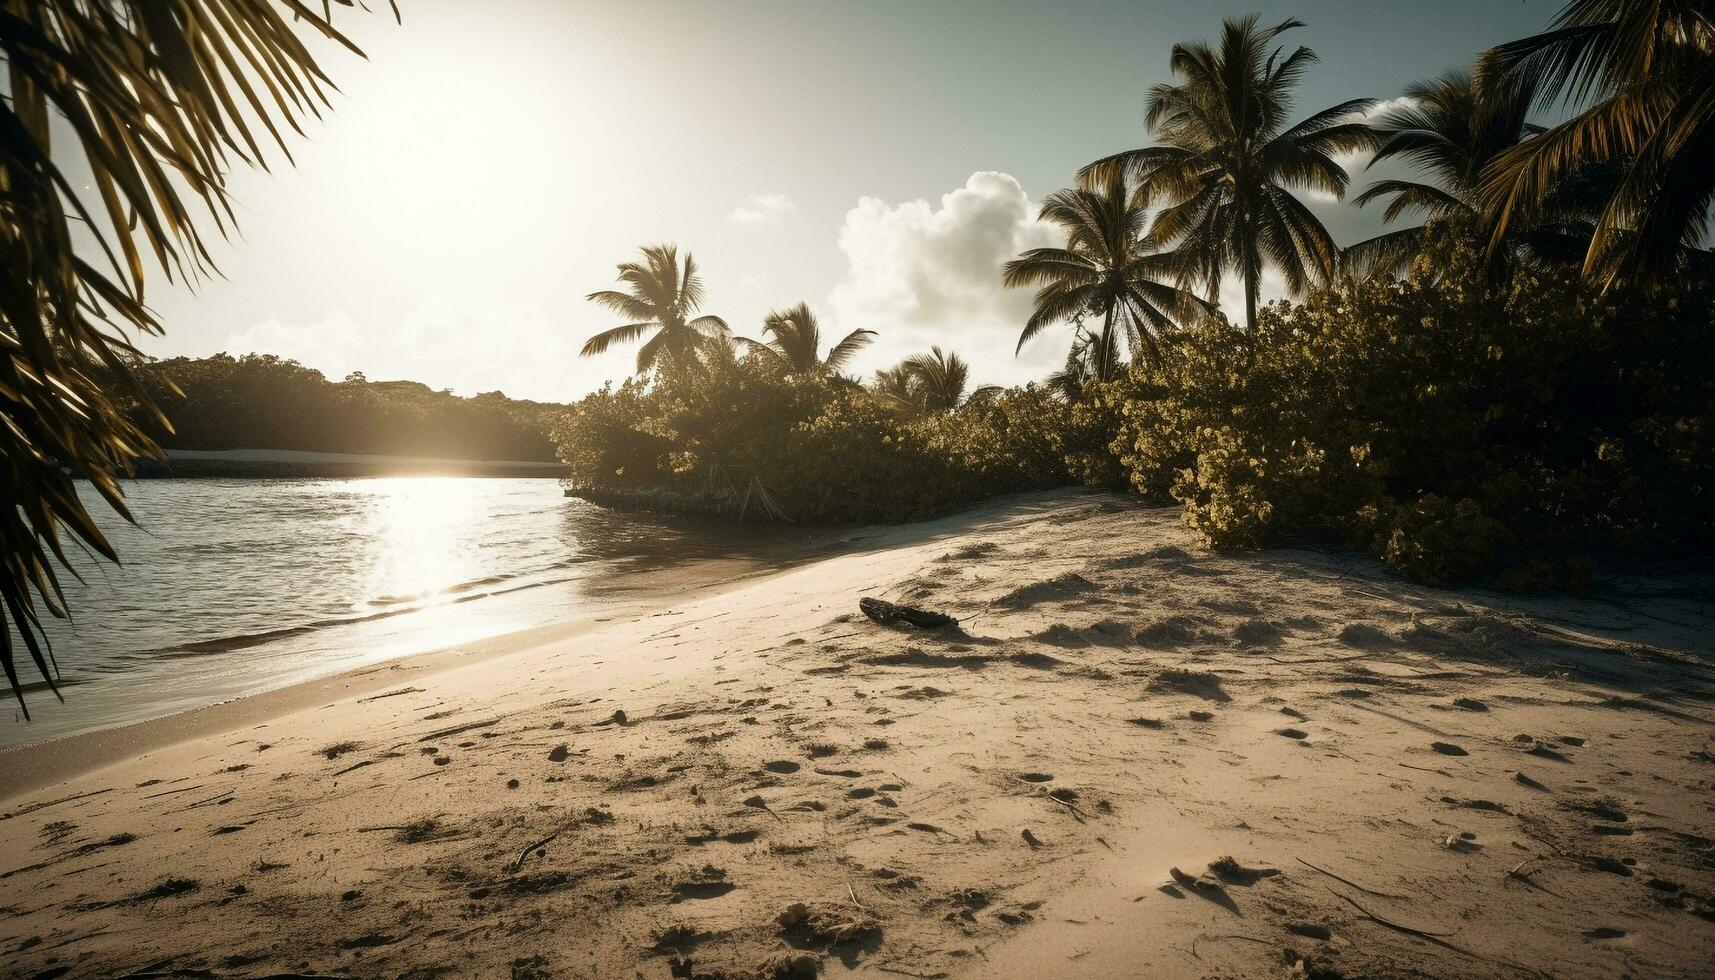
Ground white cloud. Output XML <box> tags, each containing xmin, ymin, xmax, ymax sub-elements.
<box><xmin>728</xmin><ymin>192</ymin><xmax>795</xmax><ymax>224</ymax></box>
<box><xmin>228</xmin><ymin>311</ymin><xmax>369</xmax><ymax>381</ymax></box>
<box><xmin>827</xmin><ymin>171</ymin><xmax>1058</xmax><ymax>388</ymax></box>
<box><xmin>1216</xmin><ymin>268</ymin><xmax>1290</xmax><ymax>326</ymax></box>
<box><xmin>1302</xmin><ymin>97</ymin><xmax>1417</xmax><ymax>203</ymax></box>
<box><xmin>1335</xmin><ymin>96</ymin><xmax>1415</xmax><ymax>175</ymax></box>
<box><xmin>226</xmin><ymin>293</ymin><xmax>600</xmax><ymax>402</ymax></box>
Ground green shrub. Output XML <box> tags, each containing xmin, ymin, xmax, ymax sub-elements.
<box><xmin>1111</xmin><ymin>229</ymin><xmax>1715</xmax><ymax>581</ymax></box>
<box><xmin>552</xmin><ymin>355</ymin><xmax>1119</xmax><ymax>524</ymax></box>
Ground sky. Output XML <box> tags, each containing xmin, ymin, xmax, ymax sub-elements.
<box><xmin>129</xmin><ymin>0</ymin><xmax>1556</xmax><ymax>402</ymax></box>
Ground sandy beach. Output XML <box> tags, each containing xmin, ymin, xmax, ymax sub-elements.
<box><xmin>2</xmin><ymin>490</ymin><xmax>1712</xmax><ymax>979</ymax></box>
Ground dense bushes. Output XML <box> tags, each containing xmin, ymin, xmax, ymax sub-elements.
<box><xmin>552</xmin><ymin>352</ymin><xmax>1116</xmax><ymax>524</ymax></box>
<box><xmin>134</xmin><ymin>354</ymin><xmax>565</xmax><ymax>461</ymax></box>
<box><xmin>1110</xmin><ymin>231</ymin><xmax>1714</xmax><ymax>584</ymax></box>
<box><xmin>555</xmin><ymin>230</ymin><xmax>1711</xmax><ymax>585</ymax></box>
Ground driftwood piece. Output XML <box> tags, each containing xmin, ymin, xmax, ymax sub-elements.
<box><xmin>859</xmin><ymin>597</ymin><xmax>958</xmax><ymax>631</ymax></box>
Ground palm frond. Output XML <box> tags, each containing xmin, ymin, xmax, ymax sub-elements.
<box><xmin>0</xmin><ymin>1</ymin><xmax>374</xmax><ymax>714</ymax></box>
<box><xmin>579</xmin><ymin>321</ymin><xmax>656</xmax><ymax>357</ymax></box>
<box><xmin>823</xmin><ymin>328</ymin><xmax>877</xmax><ymax>372</ymax></box>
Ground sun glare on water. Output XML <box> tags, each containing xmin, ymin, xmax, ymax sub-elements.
<box><xmin>357</xmin><ymin>477</ymin><xmax>491</xmax><ymax>609</ymax></box>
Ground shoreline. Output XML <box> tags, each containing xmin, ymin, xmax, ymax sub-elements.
<box><xmin>2</xmin><ymin>490</ymin><xmax>1711</xmax><ymax>978</ymax></box>
<box><xmin>139</xmin><ymin>448</ymin><xmax>568</xmax><ymax>479</ymax></box>
<box><xmin>0</xmin><ymin>533</ymin><xmax>828</xmax><ymax>802</ymax></box>
<box><xmin>0</xmin><ymin>491</ymin><xmax>1051</xmax><ymax>803</ymax></box>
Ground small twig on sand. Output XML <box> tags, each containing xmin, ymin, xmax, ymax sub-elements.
<box><xmin>357</xmin><ymin>825</ymin><xmax>407</xmax><ymax>833</ymax></box>
<box><xmin>846</xmin><ymin>879</ymin><xmax>867</xmax><ymax>912</ymax></box>
<box><xmin>11</xmin><ymin>788</ymin><xmax>115</xmax><ymax>816</ymax></box>
<box><xmin>417</xmin><ymin>717</ymin><xmax>502</xmax><ymax>742</ymax></box>
<box><xmin>140</xmin><ymin>784</ymin><xmax>203</xmax><ymax>800</ymax></box>
<box><xmin>358</xmin><ymin>686</ymin><xmax>424</xmax><ymax>703</ymax></box>
<box><xmin>1295</xmin><ymin>857</ymin><xmax>1412</xmax><ymax>900</ymax></box>
<box><xmin>1043</xmin><ymin>792</ymin><xmax>1089</xmax><ymax>821</ymax></box>
<box><xmin>1324</xmin><ymin>886</ymin><xmax>1456</xmax><ymax>938</ymax></box>
<box><xmin>513</xmin><ymin>831</ymin><xmax>561</xmax><ymax>872</ymax></box>
<box><xmin>1013</xmin><ymin>775</ymin><xmax>1091</xmax><ymax>820</ymax></box>
<box><xmin>1265</xmin><ymin>652</ymin><xmax>1375</xmax><ymax>665</ymax></box>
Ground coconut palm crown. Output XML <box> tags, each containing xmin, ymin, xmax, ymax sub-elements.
<box><xmin>873</xmin><ymin>348</ymin><xmax>998</xmax><ymax>414</ymax></box>
<box><xmin>1081</xmin><ymin>15</ymin><xmax>1381</xmax><ymax>328</ymax></box>
<box><xmin>1004</xmin><ymin>179</ymin><xmax>1211</xmax><ymax>379</ymax></box>
<box><xmin>1343</xmin><ymin>64</ymin><xmax>1545</xmax><ymax>276</ymax></box>
<box><xmin>738</xmin><ymin>303</ymin><xmax>875</xmax><ymax>375</ymax></box>
<box><xmin>582</xmin><ymin>245</ymin><xmax>731</xmax><ymax>374</ymax></box>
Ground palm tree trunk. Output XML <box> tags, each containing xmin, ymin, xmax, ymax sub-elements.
<box><xmin>1244</xmin><ymin>268</ymin><xmax>1258</xmax><ymax>332</ymax></box>
<box><xmin>1098</xmin><ymin>306</ymin><xmax>1116</xmax><ymax>382</ymax></box>
<box><xmin>1239</xmin><ymin>189</ymin><xmax>1258</xmax><ymax>331</ymax></box>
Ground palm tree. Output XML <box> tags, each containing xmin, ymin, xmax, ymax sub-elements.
<box><xmin>1003</xmin><ymin>180</ymin><xmax>1210</xmax><ymax>379</ymax></box>
<box><xmin>1081</xmin><ymin>15</ymin><xmax>1380</xmax><ymax>328</ymax></box>
<box><xmin>1045</xmin><ymin>329</ymin><xmax>1108</xmax><ymax>401</ymax></box>
<box><xmin>737</xmin><ymin>303</ymin><xmax>875</xmax><ymax>375</ymax></box>
<box><xmin>1344</xmin><ymin>64</ymin><xmax>1544</xmax><ymax>276</ymax></box>
<box><xmin>0</xmin><ymin>2</ymin><xmax>377</xmax><ymax>715</ymax></box>
<box><xmin>872</xmin><ymin>365</ymin><xmax>924</xmax><ymax>412</ymax></box>
<box><xmin>1479</xmin><ymin>0</ymin><xmax>1715</xmax><ymax>280</ymax></box>
<box><xmin>582</xmin><ymin>245</ymin><xmax>731</xmax><ymax>374</ymax></box>
<box><xmin>875</xmin><ymin>347</ymin><xmax>998</xmax><ymax>414</ymax></box>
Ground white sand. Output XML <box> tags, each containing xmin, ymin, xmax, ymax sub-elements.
<box><xmin>2</xmin><ymin>490</ymin><xmax>1712</xmax><ymax>978</ymax></box>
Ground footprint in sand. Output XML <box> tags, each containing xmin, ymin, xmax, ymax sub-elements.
<box><xmin>1017</xmin><ymin>772</ymin><xmax>1054</xmax><ymax>783</ymax></box>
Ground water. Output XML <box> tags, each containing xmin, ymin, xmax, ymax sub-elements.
<box><xmin>2</xmin><ymin>478</ymin><xmax>814</xmax><ymax>748</ymax></box>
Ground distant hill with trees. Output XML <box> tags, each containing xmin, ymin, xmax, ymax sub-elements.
<box><xmin>133</xmin><ymin>354</ymin><xmax>565</xmax><ymax>463</ymax></box>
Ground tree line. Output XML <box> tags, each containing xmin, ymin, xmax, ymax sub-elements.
<box><xmin>130</xmin><ymin>354</ymin><xmax>564</xmax><ymax>463</ymax></box>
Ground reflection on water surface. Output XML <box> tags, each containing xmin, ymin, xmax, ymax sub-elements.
<box><xmin>4</xmin><ymin>478</ymin><xmax>820</xmax><ymax>747</ymax></box>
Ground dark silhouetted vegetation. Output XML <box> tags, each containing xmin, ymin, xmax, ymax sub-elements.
<box><xmin>132</xmin><ymin>355</ymin><xmax>564</xmax><ymax>462</ymax></box>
